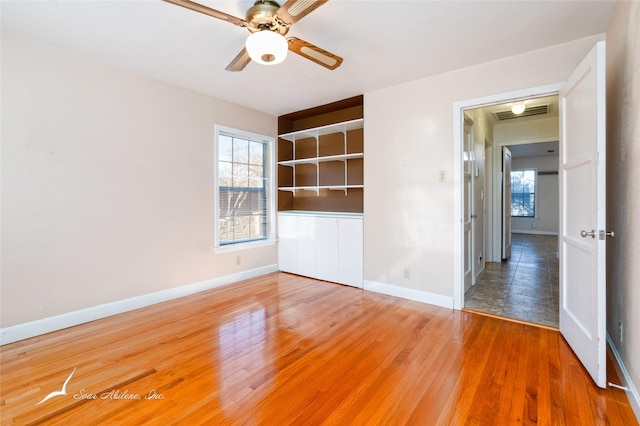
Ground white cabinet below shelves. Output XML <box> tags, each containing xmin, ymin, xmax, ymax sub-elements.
<box><xmin>277</xmin><ymin>212</ymin><xmax>363</xmax><ymax>288</ymax></box>
<box><xmin>277</xmin><ymin>214</ymin><xmax>298</xmax><ymax>274</ymax></box>
<box><xmin>337</xmin><ymin>217</ymin><xmax>363</xmax><ymax>287</ymax></box>
<box><xmin>315</xmin><ymin>217</ymin><xmax>340</xmax><ymax>283</ymax></box>
<box><xmin>296</xmin><ymin>215</ymin><xmax>317</xmax><ymax>279</ymax></box>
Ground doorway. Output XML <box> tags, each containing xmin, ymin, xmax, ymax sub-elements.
<box><xmin>453</xmin><ymin>90</ymin><xmax>561</xmax><ymax>327</ymax></box>
<box><xmin>453</xmin><ymin>42</ymin><xmax>607</xmax><ymax>387</ymax></box>
<box><xmin>471</xmin><ymin>135</ymin><xmax>560</xmax><ymax>326</ymax></box>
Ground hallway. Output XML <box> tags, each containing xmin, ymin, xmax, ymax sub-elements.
<box><xmin>464</xmin><ymin>234</ymin><xmax>559</xmax><ymax>327</ymax></box>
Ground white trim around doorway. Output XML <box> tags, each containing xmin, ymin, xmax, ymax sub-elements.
<box><xmin>452</xmin><ymin>83</ymin><xmax>563</xmax><ymax>310</ymax></box>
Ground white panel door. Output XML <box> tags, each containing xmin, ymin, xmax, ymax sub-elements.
<box><xmin>559</xmin><ymin>41</ymin><xmax>607</xmax><ymax>388</ymax></box>
<box><xmin>502</xmin><ymin>146</ymin><xmax>512</xmax><ymax>260</ymax></box>
<box><xmin>316</xmin><ymin>217</ymin><xmax>340</xmax><ymax>283</ymax></box>
<box><xmin>277</xmin><ymin>214</ymin><xmax>298</xmax><ymax>274</ymax></box>
<box><xmin>338</xmin><ymin>217</ymin><xmax>363</xmax><ymax>288</ymax></box>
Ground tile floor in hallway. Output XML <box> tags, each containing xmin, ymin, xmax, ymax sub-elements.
<box><xmin>464</xmin><ymin>233</ymin><xmax>559</xmax><ymax>327</ymax></box>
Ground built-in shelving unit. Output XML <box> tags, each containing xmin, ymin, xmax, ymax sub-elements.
<box><xmin>278</xmin><ymin>118</ymin><xmax>364</xmax><ymax>196</ymax></box>
<box><xmin>277</xmin><ymin>95</ymin><xmax>364</xmax><ymax>213</ymax></box>
<box><xmin>277</xmin><ymin>96</ymin><xmax>364</xmax><ymax>287</ymax></box>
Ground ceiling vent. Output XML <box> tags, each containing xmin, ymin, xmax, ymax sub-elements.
<box><xmin>494</xmin><ymin>104</ymin><xmax>550</xmax><ymax>121</ymax></box>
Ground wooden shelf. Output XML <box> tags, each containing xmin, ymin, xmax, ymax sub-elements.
<box><xmin>279</xmin><ymin>118</ymin><xmax>364</xmax><ymax>142</ymax></box>
<box><xmin>278</xmin><ymin>185</ymin><xmax>364</xmax><ymax>195</ymax></box>
<box><xmin>278</xmin><ymin>153</ymin><xmax>363</xmax><ymax>167</ymax></box>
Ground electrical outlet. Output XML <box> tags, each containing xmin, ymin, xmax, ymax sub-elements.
<box><xmin>618</xmin><ymin>321</ymin><xmax>623</xmax><ymax>343</ymax></box>
<box><xmin>438</xmin><ymin>170</ymin><xmax>447</xmax><ymax>182</ymax></box>
<box><xmin>403</xmin><ymin>268</ymin><xmax>411</xmax><ymax>279</ymax></box>
<box><xmin>236</xmin><ymin>256</ymin><xmax>241</xmax><ymax>266</ymax></box>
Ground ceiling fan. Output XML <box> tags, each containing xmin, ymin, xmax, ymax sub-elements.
<box><xmin>163</xmin><ymin>0</ymin><xmax>343</xmax><ymax>72</ymax></box>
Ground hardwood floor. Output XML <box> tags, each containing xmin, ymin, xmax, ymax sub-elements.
<box><xmin>1</xmin><ymin>273</ymin><xmax>636</xmax><ymax>425</ymax></box>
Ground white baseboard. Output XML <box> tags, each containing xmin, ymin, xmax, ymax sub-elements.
<box><xmin>0</xmin><ymin>264</ymin><xmax>279</xmax><ymax>346</ymax></box>
<box><xmin>512</xmin><ymin>230</ymin><xmax>558</xmax><ymax>236</ymax></box>
<box><xmin>363</xmin><ymin>280</ymin><xmax>454</xmax><ymax>309</ymax></box>
<box><xmin>474</xmin><ymin>264</ymin><xmax>486</xmax><ymax>282</ymax></box>
<box><xmin>607</xmin><ymin>333</ymin><xmax>640</xmax><ymax>423</ymax></box>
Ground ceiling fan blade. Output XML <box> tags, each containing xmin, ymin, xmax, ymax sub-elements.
<box><xmin>225</xmin><ymin>48</ymin><xmax>252</xmax><ymax>72</ymax></box>
<box><xmin>163</xmin><ymin>0</ymin><xmax>247</xmax><ymax>27</ymax></box>
<box><xmin>287</xmin><ymin>37</ymin><xmax>343</xmax><ymax>70</ymax></box>
<box><xmin>276</xmin><ymin>0</ymin><xmax>328</xmax><ymax>24</ymax></box>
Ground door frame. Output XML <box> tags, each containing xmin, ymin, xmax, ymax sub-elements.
<box><xmin>452</xmin><ymin>83</ymin><xmax>563</xmax><ymax>310</ymax></box>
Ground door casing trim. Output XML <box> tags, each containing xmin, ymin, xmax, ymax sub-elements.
<box><xmin>452</xmin><ymin>83</ymin><xmax>563</xmax><ymax>310</ymax></box>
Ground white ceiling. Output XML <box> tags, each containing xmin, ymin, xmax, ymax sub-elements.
<box><xmin>1</xmin><ymin>0</ymin><xmax>617</xmax><ymax>116</ymax></box>
<box><xmin>480</xmin><ymin>95</ymin><xmax>559</xmax><ymax>125</ymax></box>
<box><xmin>470</xmin><ymin>94</ymin><xmax>559</xmax><ymax>158</ymax></box>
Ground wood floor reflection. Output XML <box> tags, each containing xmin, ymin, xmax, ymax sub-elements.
<box><xmin>465</xmin><ymin>234</ymin><xmax>559</xmax><ymax>327</ymax></box>
<box><xmin>1</xmin><ymin>272</ymin><xmax>636</xmax><ymax>425</ymax></box>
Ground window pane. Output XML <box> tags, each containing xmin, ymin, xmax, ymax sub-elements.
<box><xmin>234</xmin><ymin>216</ymin><xmax>251</xmax><ymax>241</ymax></box>
<box><xmin>249</xmin><ymin>164</ymin><xmax>263</xmax><ymax>179</ymax></box>
<box><xmin>511</xmin><ymin>169</ymin><xmax>536</xmax><ymax>217</ymax></box>
<box><xmin>219</xmin><ymin>218</ymin><xmax>233</xmax><ymax>244</ymax></box>
<box><xmin>233</xmin><ymin>163</ymin><xmax>249</xmax><ymax>188</ymax></box>
<box><xmin>249</xmin><ymin>142</ymin><xmax>264</xmax><ymax>165</ymax></box>
<box><xmin>233</xmin><ymin>138</ymin><xmax>249</xmax><ymax>163</ymax></box>
<box><xmin>219</xmin><ymin>190</ymin><xmax>233</xmax><ymax>218</ymax></box>
<box><xmin>217</xmin><ymin>129</ymin><xmax>270</xmax><ymax>246</ymax></box>
<box><xmin>219</xmin><ymin>161</ymin><xmax>232</xmax><ymax>187</ymax></box>
<box><xmin>250</xmin><ymin>214</ymin><xmax>266</xmax><ymax>239</ymax></box>
<box><xmin>219</xmin><ymin>135</ymin><xmax>233</xmax><ymax>162</ymax></box>
<box><xmin>247</xmin><ymin>177</ymin><xmax>262</xmax><ymax>189</ymax></box>
<box><xmin>234</xmin><ymin>190</ymin><xmax>250</xmax><ymax>215</ymax></box>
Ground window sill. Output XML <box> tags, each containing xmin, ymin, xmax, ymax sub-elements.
<box><xmin>214</xmin><ymin>239</ymin><xmax>276</xmax><ymax>254</ymax></box>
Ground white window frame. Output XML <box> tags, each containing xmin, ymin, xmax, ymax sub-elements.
<box><xmin>214</xmin><ymin>125</ymin><xmax>276</xmax><ymax>250</ymax></box>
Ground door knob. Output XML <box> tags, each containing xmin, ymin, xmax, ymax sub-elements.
<box><xmin>580</xmin><ymin>229</ymin><xmax>596</xmax><ymax>238</ymax></box>
<box><xmin>472</xmin><ymin>213</ymin><xmax>478</xmax><ymax>219</ymax></box>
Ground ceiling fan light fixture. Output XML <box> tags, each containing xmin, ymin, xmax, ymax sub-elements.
<box><xmin>511</xmin><ymin>102</ymin><xmax>526</xmax><ymax>115</ymax></box>
<box><xmin>245</xmin><ymin>30</ymin><xmax>288</xmax><ymax>65</ymax></box>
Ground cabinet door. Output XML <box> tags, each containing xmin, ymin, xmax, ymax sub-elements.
<box><xmin>296</xmin><ymin>215</ymin><xmax>317</xmax><ymax>278</ymax></box>
<box><xmin>338</xmin><ymin>218</ymin><xmax>363</xmax><ymax>288</ymax></box>
<box><xmin>315</xmin><ymin>217</ymin><xmax>340</xmax><ymax>283</ymax></box>
<box><xmin>277</xmin><ymin>214</ymin><xmax>298</xmax><ymax>274</ymax></box>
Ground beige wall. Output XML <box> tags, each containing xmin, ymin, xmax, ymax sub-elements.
<box><xmin>363</xmin><ymin>34</ymin><xmax>603</xmax><ymax>298</ymax></box>
<box><xmin>0</xmin><ymin>35</ymin><xmax>277</xmax><ymax>327</ymax></box>
<box><xmin>606</xmin><ymin>0</ymin><xmax>640</xmax><ymax>408</ymax></box>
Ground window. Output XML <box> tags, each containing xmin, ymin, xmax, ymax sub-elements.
<box><xmin>215</xmin><ymin>126</ymin><xmax>274</xmax><ymax>247</ymax></box>
<box><xmin>511</xmin><ymin>169</ymin><xmax>536</xmax><ymax>217</ymax></box>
